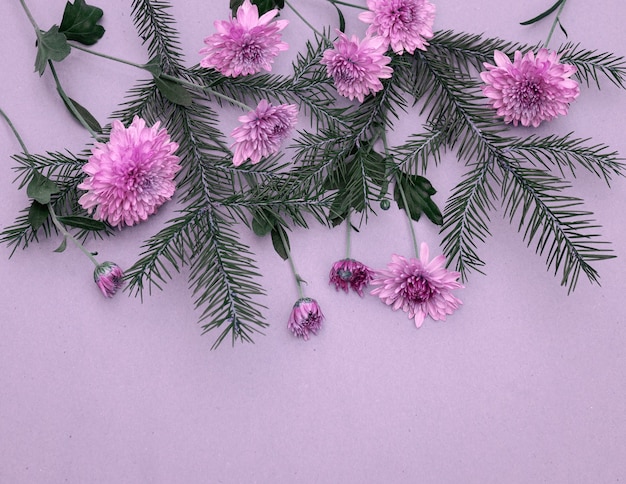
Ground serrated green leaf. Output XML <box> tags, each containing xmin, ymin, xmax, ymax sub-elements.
<box><xmin>34</xmin><ymin>26</ymin><xmax>71</xmax><ymax>75</ymax></box>
<box><xmin>59</xmin><ymin>0</ymin><xmax>105</xmax><ymax>45</ymax></box>
<box><xmin>153</xmin><ymin>75</ymin><xmax>192</xmax><ymax>107</ymax></box>
<box><xmin>26</xmin><ymin>171</ymin><xmax>59</xmax><ymax>205</ymax></box>
<box><xmin>57</xmin><ymin>215</ymin><xmax>107</xmax><ymax>231</ymax></box>
<box><xmin>53</xmin><ymin>237</ymin><xmax>68</xmax><ymax>253</ymax></box>
<box><xmin>270</xmin><ymin>225</ymin><xmax>290</xmax><ymax>261</ymax></box>
<box><xmin>27</xmin><ymin>200</ymin><xmax>49</xmax><ymax>230</ymax></box>
<box><xmin>60</xmin><ymin>95</ymin><xmax>102</xmax><ymax>133</ymax></box>
<box><xmin>394</xmin><ymin>172</ymin><xmax>443</xmax><ymax>226</ymax></box>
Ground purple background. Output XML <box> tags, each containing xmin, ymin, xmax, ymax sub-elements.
<box><xmin>2</xmin><ymin>1</ymin><xmax>626</xmax><ymax>482</ymax></box>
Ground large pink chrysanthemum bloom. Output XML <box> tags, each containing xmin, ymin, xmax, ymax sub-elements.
<box><xmin>231</xmin><ymin>99</ymin><xmax>298</xmax><ymax>166</ymax></box>
<box><xmin>371</xmin><ymin>243</ymin><xmax>463</xmax><ymax>328</ymax></box>
<box><xmin>320</xmin><ymin>31</ymin><xmax>393</xmax><ymax>103</ymax></box>
<box><xmin>288</xmin><ymin>297</ymin><xmax>324</xmax><ymax>341</ymax></box>
<box><xmin>358</xmin><ymin>0</ymin><xmax>436</xmax><ymax>55</ymax></box>
<box><xmin>93</xmin><ymin>261</ymin><xmax>124</xmax><ymax>298</ymax></box>
<box><xmin>329</xmin><ymin>258</ymin><xmax>375</xmax><ymax>297</ymax></box>
<box><xmin>78</xmin><ymin>116</ymin><xmax>181</xmax><ymax>228</ymax></box>
<box><xmin>199</xmin><ymin>0</ymin><xmax>288</xmax><ymax>77</ymax></box>
<box><xmin>480</xmin><ymin>49</ymin><xmax>580</xmax><ymax>128</ymax></box>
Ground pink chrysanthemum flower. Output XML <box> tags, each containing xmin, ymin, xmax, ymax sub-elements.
<box><xmin>329</xmin><ymin>258</ymin><xmax>375</xmax><ymax>297</ymax></box>
<box><xmin>480</xmin><ymin>49</ymin><xmax>580</xmax><ymax>127</ymax></box>
<box><xmin>78</xmin><ymin>116</ymin><xmax>181</xmax><ymax>228</ymax></box>
<box><xmin>288</xmin><ymin>297</ymin><xmax>324</xmax><ymax>341</ymax></box>
<box><xmin>358</xmin><ymin>0</ymin><xmax>436</xmax><ymax>55</ymax></box>
<box><xmin>371</xmin><ymin>243</ymin><xmax>463</xmax><ymax>328</ymax></box>
<box><xmin>199</xmin><ymin>0</ymin><xmax>288</xmax><ymax>77</ymax></box>
<box><xmin>93</xmin><ymin>261</ymin><xmax>124</xmax><ymax>298</ymax></box>
<box><xmin>320</xmin><ymin>31</ymin><xmax>393</xmax><ymax>103</ymax></box>
<box><xmin>231</xmin><ymin>99</ymin><xmax>298</xmax><ymax>166</ymax></box>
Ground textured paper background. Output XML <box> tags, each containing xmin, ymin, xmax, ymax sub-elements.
<box><xmin>1</xmin><ymin>1</ymin><xmax>626</xmax><ymax>482</ymax></box>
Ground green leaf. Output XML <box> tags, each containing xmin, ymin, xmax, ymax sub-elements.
<box><xmin>27</xmin><ymin>171</ymin><xmax>59</xmax><ymax>205</ymax></box>
<box><xmin>59</xmin><ymin>0</ymin><xmax>105</xmax><ymax>45</ymax></box>
<box><xmin>60</xmin><ymin>95</ymin><xmax>102</xmax><ymax>133</ymax></box>
<box><xmin>54</xmin><ymin>237</ymin><xmax>68</xmax><ymax>253</ymax></box>
<box><xmin>34</xmin><ymin>26</ymin><xmax>71</xmax><ymax>75</ymax></box>
<box><xmin>144</xmin><ymin>55</ymin><xmax>162</xmax><ymax>77</ymax></box>
<box><xmin>230</xmin><ymin>0</ymin><xmax>283</xmax><ymax>16</ymax></box>
<box><xmin>520</xmin><ymin>0</ymin><xmax>565</xmax><ymax>25</ymax></box>
<box><xmin>394</xmin><ymin>172</ymin><xmax>443</xmax><ymax>226</ymax></box>
<box><xmin>153</xmin><ymin>75</ymin><xmax>192</xmax><ymax>107</ymax></box>
<box><xmin>27</xmin><ymin>200</ymin><xmax>49</xmax><ymax>230</ymax></box>
<box><xmin>251</xmin><ymin>209</ymin><xmax>274</xmax><ymax>237</ymax></box>
<box><xmin>57</xmin><ymin>215</ymin><xmax>107</xmax><ymax>231</ymax></box>
<box><xmin>331</xmin><ymin>3</ymin><xmax>346</xmax><ymax>33</ymax></box>
<box><xmin>270</xmin><ymin>225</ymin><xmax>290</xmax><ymax>261</ymax></box>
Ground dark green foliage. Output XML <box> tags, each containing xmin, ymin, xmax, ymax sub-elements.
<box><xmin>59</xmin><ymin>0</ymin><xmax>105</xmax><ymax>45</ymax></box>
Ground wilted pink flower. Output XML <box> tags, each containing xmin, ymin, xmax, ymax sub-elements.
<box><xmin>93</xmin><ymin>261</ymin><xmax>124</xmax><ymax>298</ymax></box>
<box><xmin>371</xmin><ymin>243</ymin><xmax>462</xmax><ymax>328</ymax></box>
<box><xmin>231</xmin><ymin>99</ymin><xmax>298</xmax><ymax>166</ymax></box>
<box><xmin>358</xmin><ymin>0</ymin><xmax>436</xmax><ymax>55</ymax></box>
<box><xmin>480</xmin><ymin>49</ymin><xmax>580</xmax><ymax>127</ymax></box>
<box><xmin>199</xmin><ymin>0</ymin><xmax>288</xmax><ymax>77</ymax></box>
<box><xmin>320</xmin><ymin>31</ymin><xmax>393</xmax><ymax>103</ymax></box>
<box><xmin>78</xmin><ymin>117</ymin><xmax>181</xmax><ymax>228</ymax></box>
<box><xmin>288</xmin><ymin>297</ymin><xmax>324</xmax><ymax>340</ymax></box>
<box><xmin>329</xmin><ymin>258</ymin><xmax>375</xmax><ymax>297</ymax></box>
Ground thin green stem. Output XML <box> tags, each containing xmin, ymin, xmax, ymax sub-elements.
<box><xmin>395</xmin><ymin>173</ymin><xmax>419</xmax><ymax>258</ymax></box>
<box><xmin>18</xmin><ymin>0</ymin><xmax>41</xmax><ymax>33</ymax></box>
<box><xmin>48</xmin><ymin>61</ymin><xmax>103</xmax><ymax>141</ymax></box>
<box><xmin>327</xmin><ymin>0</ymin><xmax>367</xmax><ymax>10</ymax></box>
<box><xmin>66</xmin><ymin>44</ymin><xmax>255</xmax><ymax>111</ymax></box>
<box><xmin>0</xmin><ymin>108</ymin><xmax>31</xmax><ymax>156</ymax></box>
<box><xmin>279</xmin><ymin>228</ymin><xmax>305</xmax><ymax>299</ymax></box>
<box><xmin>544</xmin><ymin>0</ymin><xmax>568</xmax><ymax>48</ymax></box>
<box><xmin>345</xmin><ymin>212</ymin><xmax>352</xmax><ymax>259</ymax></box>
<box><xmin>47</xmin><ymin>205</ymin><xmax>100</xmax><ymax>267</ymax></box>
<box><xmin>284</xmin><ymin>0</ymin><xmax>331</xmax><ymax>44</ymax></box>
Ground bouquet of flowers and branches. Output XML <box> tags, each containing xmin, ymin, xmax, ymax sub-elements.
<box><xmin>2</xmin><ymin>0</ymin><xmax>624</xmax><ymax>347</ymax></box>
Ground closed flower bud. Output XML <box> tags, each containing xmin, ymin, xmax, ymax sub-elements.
<box><xmin>93</xmin><ymin>261</ymin><xmax>124</xmax><ymax>298</ymax></box>
<box><xmin>288</xmin><ymin>297</ymin><xmax>324</xmax><ymax>340</ymax></box>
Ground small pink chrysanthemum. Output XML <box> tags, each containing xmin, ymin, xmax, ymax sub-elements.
<box><xmin>78</xmin><ymin>116</ymin><xmax>181</xmax><ymax>228</ymax></box>
<box><xmin>371</xmin><ymin>243</ymin><xmax>463</xmax><ymax>328</ymax></box>
<box><xmin>231</xmin><ymin>99</ymin><xmax>298</xmax><ymax>166</ymax></box>
<box><xmin>199</xmin><ymin>0</ymin><xmax>288</xmax><ymax>77</ymax></box>
<box><xmin>329</xmin><ymin>258</ymin><xmax>375</xmax><ymax>297</ymax></box>
<box><xmin>93</xmin><ymin>261</ymin><xmax>124</xmax><ymax>298</ymax></box>
<box><xmin>358</xmin><ymin>0</ymin><xmax>436</xmax><ymax>55</ymax></box>
<box><xmin>288</xmin><ymin>297</ymin><xmax>324</xmax><ymax>341</ymax></box>
<box><xmin>320</xmin><ymin>31</ymin><xmax>393</xmax><ymax>103</ymax></box>
<box><xmin>480</xmin><ymin>49</ymin><xmax>580</xmax><ymax>127</ymax></box>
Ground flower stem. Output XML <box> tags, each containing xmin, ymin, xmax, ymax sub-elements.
<box><xmin>544</xmin><ymin>0</ymin><xmax>568</xmax><ymax>48</ymax></box>
<box><xmin>394</xmin><ymin>173</ymin><xmax>420</xmax><ymax>258</ymax></box>
<box><xmin>66</xmin><ymin>43</ymin><xmax>255</xmax><ymax>111</ymax></box>
<box><xmin>47</xmin><ymin>205</ymin><xmax>100</xmax><ymax>267</ymax></box>
<box><xmin>284</xmin><ymin>0</ymin><xmax>331</xmax><ymax>44</ymax></box>
<box><xmin>47</xmin><ymin>61</ymin><xmax>103</xmax><ymax>141</ymax></box>
<box><xmin>279</xmin><ymin>227</ymin><xmax>305</xmax><ymax>299</ymax></box>
<box><xmin>327</xmin><ymin>0</ymin><xmax>367</xmax><ymax>10</ymax></box>
<box><xmin>0</xmin><ymin>107</ymin><xmax>30</xmax><ymax>156</ymax></box>
<box><xmin>18</xmin><ymin>0</ymin><xmax>41</xmax><ymax>33</ymax></box>
<box><xmin>345</xmin><ymin>212</ymin><xmax>352</xmax><ymax>259</ymax></box>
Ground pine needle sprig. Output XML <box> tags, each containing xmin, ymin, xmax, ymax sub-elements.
<box><xmin>558</xmin><ymin>42</ymin><xmax>626</xmax><ymax>89</ymax></box>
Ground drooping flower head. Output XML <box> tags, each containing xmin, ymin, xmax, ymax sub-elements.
<box><xmin>480</xmin><ymin>49</ymin><xmax>580</xmax><ymax>127</ymax></box>
<box><xmin>329</xmin><ymin>258</ymin><xmax>375</xmax><ymax>297</ymax></box>
<box><xmin>199</xmin><ymin>0</ymin><xmax>289</xmax><ymax>77</ymax></box>
<box><xmin>93</xmin><ymin>261</ymin><xmax>124</xmax><ymax>298</ymax></box>
<box><xmin>288</xmin><ymin>297</ymin><xmax>324</xmax><ymax>340</ymax></box>
<box><xmin>358</xmin><ymin>0</ymin><xmax>436</xmax><ymax>55</ymax></box>
<box><xmin>320</xmin><ymin>31</ymin><xmax>393</xmax><ymax>103</ymax></box>
<box><xmin>78</xmin><ymin>116</ymin><xmax>181</xmax><ymax>228</ymax></box>
<box><xmin>371</xmin><ymin>243</ymin><xmax>463</xmax><ymax>328</ymax></box>
<box><xmin>231</xmin><ymin>99</ymin><xmax>298</xmax><ymax>166</ymax></box>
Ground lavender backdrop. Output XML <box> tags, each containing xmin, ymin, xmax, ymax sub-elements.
<box><xmin>1</xmin><ymin>1</ymin><xmax>625</xmax><ymax>482</ymax></box>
